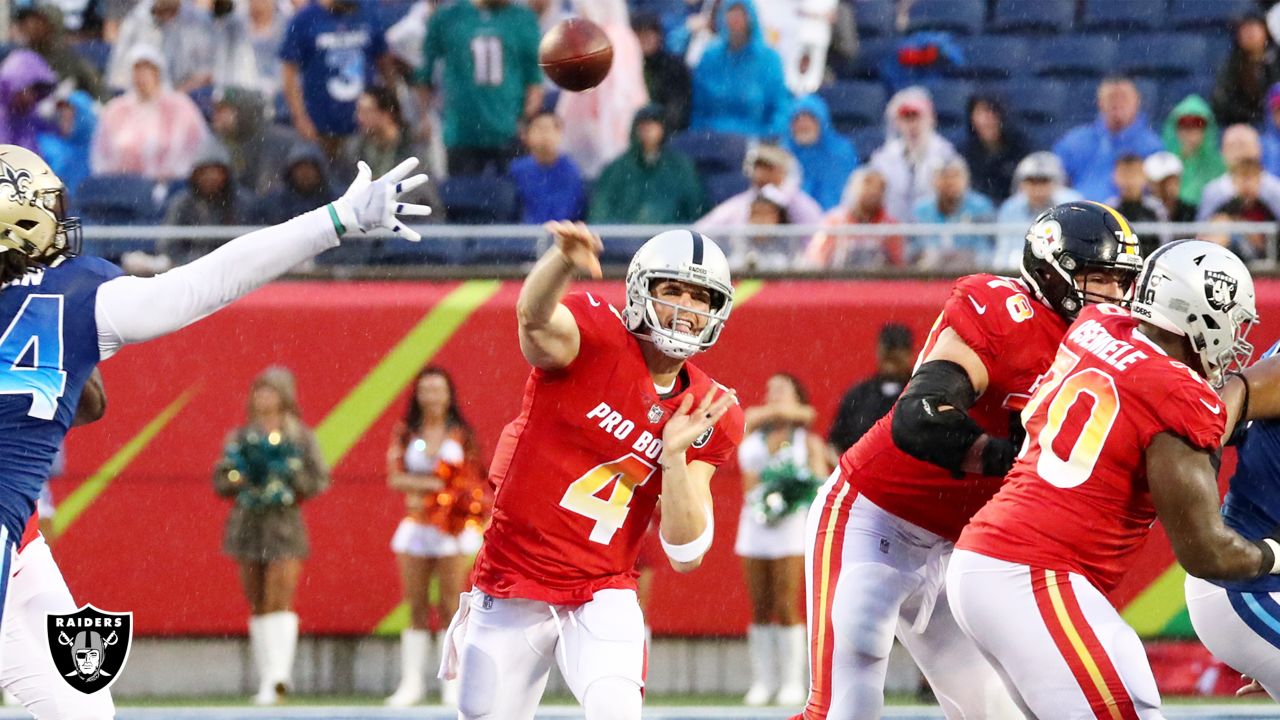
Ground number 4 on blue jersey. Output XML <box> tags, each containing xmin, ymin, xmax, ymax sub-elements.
<box><xmin>0</xmin><ymin>294</ymin><xmax>66</xmax><ymax>420</ymax></box>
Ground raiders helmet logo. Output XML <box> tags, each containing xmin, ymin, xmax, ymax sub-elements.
<box><xmin>692</xmin><ymin>426</ymin><xmax>714</xmax><ymax>448</ymax></box>
<box><xmin>1204</xmin><ymin>269</ymin><xmax>1238</xmax><ymax>312</ymax></box>
<box><xmin>47</xmin><ymin>605</ymin><xmax>133</xmax><ymax>694</ymax></box>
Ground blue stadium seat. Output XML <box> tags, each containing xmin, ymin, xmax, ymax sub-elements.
<box><xmin>439</xmin><ymin>176</ymin><xmax>519</xmax><ymax>224</ymax></box>
<box><xmin>1080</xmin><ymin>0</ymin><xmax>1164</xmax><ymax>32</ymax></box>
<box><xmin>1169</xmin><ymin>0</ymin><xmax>1255</xmax><ymax>30</ymax></box>
<box><xmin>1203</xmin><ymin>34</ymin><xmax>1232</xmax><ymax>65</ymax></box>
<box><xmin>1157</xmin><ymin>75</ymin><xmax>1216</xmax><ymax>120</ymax></box>
<box><xmin>74</xmin><ymin>175</ymin><xmax>163</xmax><ymax>225</ymax></box>
<box><xmin>949</xmin><ymin>36</ymin><xmax>1029</xmax><ymax>80</ymax></box>
<box><xmin>905</xmin><ymin>0</ymin><xmax>985</xmax><ymax>36</ymax></box>
<box><xmin>705</xmin><ymin>172</ymin><xmax>751</xmax><ymax>206</ymax></box>
<box><xmin>315</xmin><ymin>241</ymin><xmax>374</xmax><ymax>266</ymax></box>
<box><xmin>73</xmin><ymin>39</ymin><xmax>110</xmax><ymax>73</ymax></box>
<box><xmin>370</xmin><ymin>238</ymin><xmax>466</xmax><ymax>265</ymax></box>
<box><xmin>850</xmin><ymin>127</ymin><xmax>885</xmax><ymax>162</ymax></box>
<box><xmin>938</xmin><ymin>123</ymin><xmax>967</xmax><ymax>150</ymax></box>
<box><xmin>666</xmin><ymin>130</ymin><xmax>749</xmax><ymax>176</ymax></box>
<box><xmin>1035</xmin><ymin>35</ymin><xmax>1119</xmax><ymax>78</ymax></box>
<box><xmin>1023</xmin><ymin>121</ymin><xmax>1066</xmax><ymax>153</ymax></box>
<box><xmin>599</xmin><ymin>236</ymin><xmax>647</xmax><ymax>266</ymax></box>
<box><xmin>464</xmin><ymin>237</ymin><xmax>541</xmax><ymax>265</ymax></box>
<box><xmin>1117</xmin><ymin>33</ymin><xmax>1207</xmax><ymax>78</ymax></box>
<box><xmin>989</xmin><ymin>0</ymin><xmax>1073</xmax><ymax>34</ymax></box>
<box><xmin>998</xmin><ymin>78</ymin><xmax>1067</xmax><ymax>125</ymax></box>
<box><xmin>854</xmin><ymin>1</ymin><xmax>897</xmax><ymax>38</ymax></box>
<box><xmin>929</xmin><ymin>81</ymin><xmax>974</xmax><ymax>127</ymax></box>
<box><xmin>819</xmin><ymin>80</ymin><xmax>888</xmax><ymax>132</ymax></box>
<box><xmin>836</xmin><ymin>37</ymin><xmax>897</xmax><ymax>80</ymax></box>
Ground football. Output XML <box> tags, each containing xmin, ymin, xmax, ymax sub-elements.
<box><xmin>538</xmin><ymin>18</ymin><xmax>613</xmax><ymax>92</ymax></box>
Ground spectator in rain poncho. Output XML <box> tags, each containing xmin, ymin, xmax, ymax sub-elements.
<box><xmin>106</xmin><ymin>0</ymin><xmax>216</xmax><ymax>94</ymax></box>
<box><xmin>91</xmin><ymin>45</ymin><xmax>210</xmax><ymax>181</ymax></box>
<box><xmin>251</xmin><ymin>142</ymin><xmax>336</xmax><ymax>224</ymax></box>
<box><xmin>992</xmin><ymin>152</ymin><xmax>1082</xmax><ymax>270</ymax></box>
<box><xmin>1162</xmin><ymin>94</ymin><xmax>1224</xmax><ymax>207</ymax></box>
<box><xmin>589</xmin><ymin>104</ymin><xmax>705</xmax><ymax>224</ymax></box>
<box><xmin>696</xmin><ymin>142</ymin><xmax>824</xmax><ymax>231</ymax></box>
<box><xmin>868</xmin><ymin>86</ymin><xmax>957</xmax><ymax>221</ymax></box>
<box><xmin>689</xmin><ymin>0</ymin><xmax>791</xmax><ymax>138</ymax></box>
<box><xmin>782</xmin><ymin>94</ymin><xmax>859</xmax><ymax>211</ymax></box>
<box><xmin>37</xmin><ymin>88</ymin><xmax>97</xmax><ymax>196</ymax></box>
<box><xmin>162</xmin><ymin>138</ymin><xmax>257</xmax><ymax>263</ymax></box>
<box><xmin>554</xmin><ymin>0</ymin><xmax>649</xmax><ymax>178</ymax></box>
<box><xmin>0</xmin><ymin>50</ymin><xmax>56</xmax><ymax>152</ymax></box>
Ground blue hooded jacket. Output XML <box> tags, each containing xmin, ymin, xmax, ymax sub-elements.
<box><xmin>689</xmin><ymin>0</ymin><xmax>790</xmax><ymax>137</ymax></box>
<box><xmin>783</xmin><ymin>95</ymin><xmax>859</xmax><ymax>210</ymax></box>
<box><xmin>38</xmin><ymin>90</ymin><xmax>97</xmax><ymax>195</ymax></box>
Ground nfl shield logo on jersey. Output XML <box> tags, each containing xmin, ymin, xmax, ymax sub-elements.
<box><xmin>46</xmin><ymin>605</ymin><xmax>133</xmax><ymax>694</ymax></box>
<box><xmin>648</xmin><ymin>404</ymin><xmax>664</xmax><ymax>424</ymax></box>
<box><xmin>1204</xmin><ymin>269</ymin><xmax>1238</xmax><ymax>311</ymax></box>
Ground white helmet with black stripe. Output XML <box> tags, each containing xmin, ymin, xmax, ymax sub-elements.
<box><xmin>623</xmin><ymin>229</ymin><xmax>734</xmax><ymax>359</ymax></box>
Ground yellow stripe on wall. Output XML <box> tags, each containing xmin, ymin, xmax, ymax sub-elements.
<box><xmin>1121</xmin><ymin>563</ymin><xmax>1186</xmax><ymax>637</ymax></box>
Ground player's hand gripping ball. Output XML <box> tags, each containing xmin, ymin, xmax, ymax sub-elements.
<box><xmin>539</xmin><ymin>18</ymin><xmax>613</xmax><ymax>92</ymax></box>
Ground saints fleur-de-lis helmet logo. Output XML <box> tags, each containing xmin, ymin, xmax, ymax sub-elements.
<box><xmin>0</xmin><ymin>144</ymin><xmax>79</xmax><ymax>260</ymax></box>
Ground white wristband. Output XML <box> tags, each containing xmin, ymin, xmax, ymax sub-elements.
<box><xmin>660</xmin><ymin>507</ymin><xmax>714</xmax><ymax>563</ymax></box>
<box><xmin>1264</xmin><ymin>538</ymin><xmax>1280</xmax><ymax>574</ymax></box>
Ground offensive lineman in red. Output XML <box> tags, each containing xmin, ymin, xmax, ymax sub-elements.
<box><xmin>948</xmin><ymin>240</ymin><xmax>1276</xmax><ymax>719</ymax></box>
<box><xmin>799</xmin><ymin>202</ymin><xmax>1144</xmax><ymax>719</ymax></box>
<box><xmin>441</xmin><ymin>223</ymin><xmax>743</xmax><ymax>720</ymax></box>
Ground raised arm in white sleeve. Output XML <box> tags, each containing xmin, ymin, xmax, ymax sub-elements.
<box><xmin>93</xmin><ymin>158</ymin><xmax>432</xmax><ymax>360</ymax></box>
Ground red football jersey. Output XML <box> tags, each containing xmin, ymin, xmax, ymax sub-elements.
<box><xmin>472</xmin><ymin>292</ymin><xmax>744</xmax><ymax>604</ymax></box>
<box><xmin>838</xmin><ymin>274</ymin><xmax>1068</xmax><ymax>541</ymax></box>
<box><xmin>958</xmin><ymin>305</ymin><xmax>1225</xmax><ymax>594</ymax></box>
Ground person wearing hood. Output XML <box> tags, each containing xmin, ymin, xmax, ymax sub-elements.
<box><xmin>1213</xmin><ymin>12</ymin><xmax>1280</xmax><ymax>128</ymax></box>
<box><xmin>589</xmin><ymin>104</ymin><xmax>706</xmax><ymax>224</ymax></box>
<box><xmin>163</xmin><ymin>138</ymin><xmax>257</xmax><ymax>261</ymax></box>
<box><xmin>252</xmin><ymin>142</ymin><xmax>337</xmax><ymax>224</ymax></box>
<box><xmin>91</xmin><ymin>45</ymin><xmax>210</xmax><ymax>181</ymax></box>
<box><xmin>633</xmin><ymin>11</ymin><xmax>692</xmax><ymax>132</ymax></box>
<box><xmin>12</xmin><ymin>4</ymin><xmax>107</xmax><ymax>101</ymax></box>
<box><xmin>698</xmin><ymin>142</ymin><xmax>824</xmax><ymax>231</ymax></box>
<box><xmin>960</xmin><ymin>94</ymin><xmax>1029</xmax><ymax>204</ymax></box>
<box><xmin>1161</xmin><ymin>94</ymin><xmax>1224</xmax><ymax>207</ymax></box>
<box><xmin>689</xmin><ymin>0</ymin><xmax>791</xmax><ymax>138</ymax></box>
<box><xmin>868</xmin><ymin>86</ymin><xmax>957</xmax><ymax>221</ymax></box>
<box><xmin>36</xmin><ymin>88</ymin><xmax>97</xmax><ymax>195</ymax></box>
<box><xmin>0</xmin><ymin>50</ymin><xmax>57</xmax><ymax>152</ymax></box>
<box><xmin>211</xmin><ymin>85</ymin><xmax>301</xmax><ymax>195</ymax></box>
<box><xmin>783</xmin><ymin>94</ymin><xmax>858</xmax><ymax>211</ymax></box>
<box><xmin>1052</xmin><ymin>76</ymin><xmax>1162</xmax><ymax>201</ymax></box>
<box><xmin>106</xmin><ymin>0</ymin><xmax>217</xmax><ymax>94</ymax></box>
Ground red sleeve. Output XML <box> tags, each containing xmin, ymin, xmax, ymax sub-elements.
<box><xmin>1146</xmin><ymin>368</ymin><xmax>1226</xmax><ymax>452</ymax></box>
<box><xmin>560</xmin><ymin>291</ymin><xmax>628</xmax><ymax>361</ymax></box>
<box><xmin>941</xmin><ymin>275</ymin><xmax>1035</xmax><ymax>375</ymax></box>
<box><xmin>688</xmin><ymin>398</ymin><xmax>745</xmax><ymax>468</ymax></box>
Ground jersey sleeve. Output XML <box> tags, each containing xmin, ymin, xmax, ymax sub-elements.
<box><xmin>1146</xmin><ymin>368</ymin><xmax>1226</xmax><ymax>452</ymax></box>
<box><xmin>941</xmin><ymin>275</ymin><xmax>1029</xmax><ymax>375</ymax></box>
<box><xmin>560</xmin><ymin>291</ymin><xmax>627</xmax><ymax>361</ymax></box>
<box><xmin>689</xmin><ymin>399</ymin><xmax>745</xmax><ymax>468</ymax></box>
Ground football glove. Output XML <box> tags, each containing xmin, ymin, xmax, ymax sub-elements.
<box><xmin>331</xmin><ymin>157</ymin><xmax>433</xmax><ymax>242</ymax></box>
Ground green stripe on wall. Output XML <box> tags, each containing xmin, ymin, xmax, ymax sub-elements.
<box><xmin>314</xmin><ymin>280</ymin><xmax>502</xmax><ymax>467</ymax></box>
<box><xmin>54</xmin><ymin>386</ymin><xmax>199</xmax><ymax>537</ymax></box>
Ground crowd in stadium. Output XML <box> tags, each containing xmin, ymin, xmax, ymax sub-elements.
<box><xmin>1</xmin><ymin>0</ymin><xmax>1278</xmax><ymax>271</ymax></box>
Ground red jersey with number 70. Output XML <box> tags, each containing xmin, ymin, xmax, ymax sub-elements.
<box><xmin>471</xmin><ymin>292</ymin><xmax>744</xmax><ymax>605</ymax></box>
<box><xmin>958</xmin><ymin>304</ymin><xmax>1225</xmax><ymax>594</ymax></box>
<box><xmin>837</xmin><ymin>274</ymin><xmax>1069</xmax><ymax>541</ymax></box>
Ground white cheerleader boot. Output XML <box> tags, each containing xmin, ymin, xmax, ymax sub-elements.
<box><xmin>249</xmin><ymin>615</ymin><xmax>279</xmax><ymax>706</ymax></box>
<box><xmin>776</xmin><ymin>624</ymin><xmax>809</xmax><ymax>706</ymax></box>
<box><xmin>386</xmin><ymin>628</ymin><xmax>430</xmax><ymax>707</ymax></box>
<box><xmin>743</xmin><ymin>624</ymin><xmax>778</xmax><ymax>706</ymax></box>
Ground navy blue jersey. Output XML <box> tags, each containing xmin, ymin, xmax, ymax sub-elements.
<box><xmin>1219</xmin><ymin>339</ymin><xmax>1280</xmax><ymax>592</ymax></box>
<box><xmin>0</xmin><ymin>255</ymin><xmax>120</xmax><ymax>541</ymax></box>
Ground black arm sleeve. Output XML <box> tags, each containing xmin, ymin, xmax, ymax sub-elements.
<box><xmin>890</xmin><ymin>360</ymin><xmax>1015</xmax><ymax>479</ymax></box>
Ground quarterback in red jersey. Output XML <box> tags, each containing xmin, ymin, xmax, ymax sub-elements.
<box><xmin>949</xmin><ymin>240</ymin><xmax>1277</xmax><ymax>720</ymax></box>
<box><xmin>799</xmin><ymin>202</ymin><xmax>1143</xmax><ymax>720</ymax></box>
<box><xmin>442</xmin><ymin>223</ymin><xmax>743</xmax><ymax>720</ymax></box>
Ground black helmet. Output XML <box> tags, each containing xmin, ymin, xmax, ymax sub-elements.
<box><xmin>1020</xmin><ymin>201</ymin><xmax>1144</xmax><ymax>321</ymax></box>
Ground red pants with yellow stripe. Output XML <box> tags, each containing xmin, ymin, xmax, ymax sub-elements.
<box><xmin>947</xmin><ymin>549</ymin><xmax>1165</xmax><ymax>720</ymax></box>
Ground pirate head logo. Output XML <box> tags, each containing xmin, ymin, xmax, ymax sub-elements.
<box><xmin>47</xmin><ymin>605</ymin><xmax>132</xmax><ymax>694</ymax></box>
<box><xmin>0</xmin><ymin>158</ymin><xmax>32</xmax><ymax>204</ymax></box>
<box><xmin>1204</xmin><ymin>269</ymin><xmax>1239</xmax><ymax>312</ymax></box>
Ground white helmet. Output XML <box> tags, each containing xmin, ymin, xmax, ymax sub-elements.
<box><xmin>1131</xmin><ymin>240</ymin><xmax>1258</xmax><ymax>387</ymax></box>
<box><xmin>623</xmin><ymin>230</ymin><xmax>734</xmax><ymax>359</ymax></box>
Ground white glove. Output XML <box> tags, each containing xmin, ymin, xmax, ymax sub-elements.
<box><xmin>331</xmin><ymin>157</ymin><xmax>433</xmax><ymax>242</ymax></box>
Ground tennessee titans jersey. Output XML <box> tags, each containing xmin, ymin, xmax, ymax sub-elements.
<box><xmin>1219</xmin><ymin>339</ymin><xmax>1280</xmax><ymax>592</ymax></box>
<box><xmin>0</xmin><ymin>255</ymin><xmax>121</xmax><ymax>543</ymax></box>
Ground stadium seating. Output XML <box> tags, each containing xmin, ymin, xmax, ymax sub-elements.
<box><xmin>1035</xmin><ymin>35</ymin><xmax>1119</xmax><ymax>78</ymax></box>
<box><xmin>836</xmin><ymin>37</ymin><xmax>897</xmax><ymax>80</ymax></box>
<box><xmin>998</xmin><ymin>78</ymin><xmax>1068</xmax><ymax>125</ymax></box>
<box><xmin>853</xmin><ymin>1</ymin><xmax>897</xmax><ymax>39</ymax></box>
<box><xmin>370</xmin><ymin>238</ymin><xmax>466</xmax><ymax>265</ymax></box>
<box><xmin>988</xmin><ymin>0</ymin><xmax>1074</xmax><ymax>34</ymax></box>
<box><xmin>929</xmin><ymin>81</ymin><xmax>974</xmax><ymax>127</ymax></box>
<box><xmin>667</xmin><ymin>130</ymin><xmax>749</xmax><ymax>176</ymax></box>
<box><xmin>1117</xmin><ymin>34</ymin><xmax>1207</xmax><ymax>79</ymax></box>
<box><xmin>1157</xmin><ymin>75</ymin><xmax>1216</xmax><ymax>120</ymax></box>
<box><xmin>849</xmin><ymin>127</ymin><xmax>885</xmax><ymax>162</ymax></box>
<box><xmin>1168</xmin><ymin>0</ymin><xmax>1255</xmax><ymax>31</ymax></box>
<box><xmin>74</xmin><ymin>175</ymin><xmax>164</xmax><ymax>225</ymax></box>
<box><xmin>439</xmin><ymin>175</ymin><xmax>519</xmax><ymax>224</ymax></box>
<box><xmin>949</xmin><ymin>36</ymin><xmax>1029</xmax><ymax>80</ymax></box>
<box><xmin>1080</xmin><ymin>0</ymin><xmax>1165</xmax><ymax>32</ymax></box>
<box><xmin>905</xmin><ymin>0</ymin><xmax>985</xmax><ymax>36</ymax></box>
<box><xmin>464</xmin><ymin>236</ymin><xmax>542</xmax><ymax>265</ymax></box>
<box><xmin>73</xmin><ymin>39</ymin><xmax>111</xmax><ymax>74</ymax></box>
<box><xmin>598</xmin><ymin>236</ymin><xmax>648</xmax><ymax>266</ymax></box>
<box><xmin>819</xmin><ymin>80</ymin><xmax>888</xmax><ymax>132</ymax></box>
<box><xmin>705</xmin><ymin>171</ymin><xmax>751</xmax><ymax>206</ymax></box>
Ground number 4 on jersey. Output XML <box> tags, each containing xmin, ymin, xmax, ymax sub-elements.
<box><xmin>0</xmin><ymin>294</ymin><xmax>67</xmax><ymax>420</ymax></box>
<box><xmin>560</xmin><ymin>453</ymin><xmax>658</xmax><ymax>544</ymax></box>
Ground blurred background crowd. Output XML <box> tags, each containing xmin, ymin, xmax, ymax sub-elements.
<box><xmin>2</xmin><ymin>0</ymin><xmax>1279</xmax><ymax>272</ymax></box>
